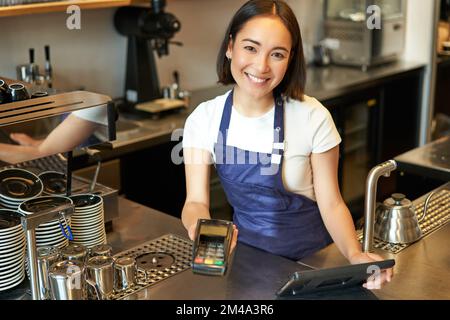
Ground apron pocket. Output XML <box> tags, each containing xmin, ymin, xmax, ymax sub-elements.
<box><xmin>218</xmin><ymin>173</ymin><xmax>288</xmax><ymax>212</ymax></box>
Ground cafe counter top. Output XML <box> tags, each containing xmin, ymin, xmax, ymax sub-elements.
<box><xmin>299</xmin><ymin>222</ymin><xmax>450</xmax><ymax>300</ymax></box>
<box><xmin>394</xmin><ymin>135</ymin><xmax>450</xmax><ymax>181</ymax></box>
<box><xmin>100</xmin><ymin>196</ymin><xmax>450</xmax><ymax>300</ymax></box>
<box><xmin>106</xmin><ymin>197</ymin><xmax>328</xmax><ymax>300</ymax></box>
<box><xmin>3</xmin><ymin>194</ymin><xmax>448</xmax><ymax>300</ymax></box>
<box><xmin>1</xmin><ymin>197</ymin><xmax>378</xmax><ymax>300</ymax></box>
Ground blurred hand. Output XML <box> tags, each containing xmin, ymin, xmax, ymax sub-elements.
<box><xmin>10</xmin><ymin>133</ymin><xmax>43</xmax><ymax>147</ymax></box>
<box><xmin>229</xmin><ymin>224</ymin><xmax>239</xmax><ymax>253</ymax></box>
<box><xmin>188</xmin><ymin>221</ymin><xmax>239</xmax><ymax>254</ymax></box>
<box><xmin>187</xmin><ymin>223</ymin><xmax>197</xmax><ymax>241</ymax></box>
<box><xmin>349</xmin><ymin>251</ymin><xmax>394</xmax><ymax>290</ymax></box>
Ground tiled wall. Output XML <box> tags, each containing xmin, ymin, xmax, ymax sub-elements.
<box><xmin>0</xmin><ymin>0</ymin><xmax>324</xmax><ymax>98</ymax></box>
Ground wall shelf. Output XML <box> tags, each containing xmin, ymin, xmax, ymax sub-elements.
<box><xmin>0</xmin><ymin>0</ymin><xmax>147</xmax><ymax>18</ymax></box>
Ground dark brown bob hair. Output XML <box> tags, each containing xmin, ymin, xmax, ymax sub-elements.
<box><xmin>217</xmin><ymin>0</ymin><xmax>306</xmax><ymax>101</ymax></box>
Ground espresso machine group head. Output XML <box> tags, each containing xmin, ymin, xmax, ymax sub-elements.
<box><xmin>114</xmin><ymin>0</ymin><xmax>181</xmax><ymax>115</ymax></box>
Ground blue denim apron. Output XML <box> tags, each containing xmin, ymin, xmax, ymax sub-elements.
<box><xmin>214</xmin><ymin>90</ymin><xmax>332</xmax><ymax>260</ymax></box>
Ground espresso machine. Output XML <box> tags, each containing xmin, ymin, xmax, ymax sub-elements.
<box><xmin>0</xmin><ymin>84</ymin><xmax>117</xmax><ymax>299</ymax></box>
<box><xmin>114</xmin><ymin>0</ymin><xmax>184</xmax><ymax>118</ymax></box>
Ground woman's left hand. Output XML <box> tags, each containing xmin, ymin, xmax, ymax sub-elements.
<box><xmin>349</xmin><ymin>252</ymin><xmax>394</xmax><ymax>290</ymax></box>
<box><xmin>10</xmin><ymin>133</ymin><xmax>43</xmax><ymax>147</ymax></box>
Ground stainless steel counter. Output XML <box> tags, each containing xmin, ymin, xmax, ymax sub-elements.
<box><xmin>99</xmin><ymin>197</ymin><xmax>388</xmax><ymax>300</ymax></box>
<box><xmin>2</xmin><ymin>192</ymin><xmax>448</xmax><ymax>300</ymax></box>
<box><xmin>86</xmin><ymin>194</ymin><xmax>450</xmax><ymax>300</ymax></box>
<box><xmin>299</xmin><ymin>187</ymin><xmax>450</xmax><ymax>300</ymax></box>
<box><xmin>107</xmin><ymin>198</ymin><xmax>314</xmax><ymax>300</ymax></box>
<box><xmin>306</xmin><ymin>60</ymin><xmax>424</xmax><ymax>102</ymax></box>
<box><xmin>300</xmin><ymin>224</ymin><xmax>450</xmax><ymax>300</ymax></box>
<box><xmin>1</xmin><ymin>197</ymin><xmax>321</xmax><ymax>300</ymax></box>
<box><xmin>114</xmin><ymin>196</ymin><xmax>450</xmax><ymax>300</ymax></box>
<box><xmin>0</xmin><ymin>197</ymin><xmax>314</xmax><ymax>300</ymax></box>
<box><xmin>394</xmin><ymin>136</ymin><xmax>450</xmax><ymax>181</ymax></box>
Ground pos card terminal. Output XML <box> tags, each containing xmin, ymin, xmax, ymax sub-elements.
<box><xmin>192</xmin><ymin>219</ymin><xmax>234</xmax><ymax>276</ymax></box>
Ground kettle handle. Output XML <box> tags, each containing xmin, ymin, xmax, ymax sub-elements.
<box><xmin>375</xmin><ymin>201</ymin><xmax>386</xmax><ymax>213</ymax></box>
<box><xmin>419</xmin><ymin>190</ymin><xmax>437</xmax><ymax>223</ymax></box>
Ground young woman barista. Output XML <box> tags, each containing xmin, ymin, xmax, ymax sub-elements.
<box><xmin>182</xmin><ymin>0</ymin><xmax>392</xmax><ymax>289</ymax></box>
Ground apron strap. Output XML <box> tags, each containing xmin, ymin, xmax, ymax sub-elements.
<box><xmin>215</xmin><ymin>89</ymin><xmax>286</xmax><ymax>169</ymax></box>
<box><xmin>217</xmin><ymin>90</ymin><xmax>234</xmax><ymax>147</ymax></box>
<box><xmin>271</xmin><ymin>94</ymin><xmax>285</xmax><ymax>159</ymax></box>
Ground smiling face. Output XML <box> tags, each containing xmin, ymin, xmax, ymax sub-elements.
<box><xmin>226</xmin><ymin>15</ymin><xmax>292</xmax><ymax>103</ymax></box>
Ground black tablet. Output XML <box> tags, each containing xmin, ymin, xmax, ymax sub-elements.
<box><xmin>276</xmin><ymin>259</ymin><xmax>395</xmax><ymax>297</ymax></box>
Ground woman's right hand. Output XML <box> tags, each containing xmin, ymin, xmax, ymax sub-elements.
<box><xmin>229</xmin><ymin>224</ymin><xmax>239</xmax><ymax>253</ymax></box>
<box><xmin>187</xmin><ymin>222</ymin><xmax>198</xmax><ymax>241</ymax></box>
<box><xmin>188</xmin><ymin>221</ymin><xmax>239</xmax><ymax>254</ymax></box>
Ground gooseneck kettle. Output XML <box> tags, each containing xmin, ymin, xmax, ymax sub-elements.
<box><xmin>374</xmin><ymin>193</ymin><xmax>426</xmax><ymax>244</ymax></box>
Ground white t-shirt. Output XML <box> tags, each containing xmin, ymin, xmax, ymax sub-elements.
<box><xmin>182</xmin><ymin>90</ymin><xmax>341</xmax><ymax>201</ymax></box>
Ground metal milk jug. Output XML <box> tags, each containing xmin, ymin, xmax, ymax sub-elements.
<box><xmin>35</xmin><ymin>246</ymin><xmax>60</xmax><ymax>300</ymax></box>
<box><xmin>85</xmin><ymin>255</ymin><xmax>115</xmax><ymax>300</ymax></box>
<box><xmin>48</xmin><ymin>260</ymin><xmax>86</xmax><ymax>300</ymax></box>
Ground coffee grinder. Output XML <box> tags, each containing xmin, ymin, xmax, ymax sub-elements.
<box><xmin>114</xmin><ymin>0</ymin><xmax>183</xmax><ymax>118</ymax></box>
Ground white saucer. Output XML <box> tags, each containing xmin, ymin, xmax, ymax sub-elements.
<box><xmin>0</xmin><ymin>246</ymin><xmax>25</xmax><ymax>264</ymax></box>
<box><xmin>0</xmin><ymin>228</ymin><xmax>24</xmax><ymax>241</ymax></box>
<box><xmin>36</xmin><ymin>238</ymin><xmax>68</xmax><ymax>248</ymax></box>
<box><xmin>71</xmin><ymin>222</ymin><xmax>104</xmax><ymax>232</ymax></box>
<box><xmin>0</xmin><ymin>258</ymin><xmax>24</xmax><ymax>272</ymax></box>
<box><xmin>36</xmin><ymin>219</ymin><xmax>68</xmax><ymax>228</ymax></box>
<box><xmin>0</xmin><ymin>223</ymin><xmax>22</xmax><ymax>235</ymax></box>
<box><xmin>36</xmin><ymin>229</ymin><xmax>66</xmax><ymax>238</ymax></box>
<box><xmin>71</xmin><ymin>220</ymin><xmax>103</xmax><ymax>228</ymax></box>
<box><xmin>71</xmin><ymin>222</ymin><xmax>103</xmax><ymax>230</ymax></box>
<box><xmin>72</xmin><ymin>210</ymin><xmax>103</xmax><ymax>218</ymax></box>
<box><xmin>0</xmin><ymin>203</ymin><xmax>20</xmax><ymax>210</ymax></box>
<box><xmin>71</xmin><ymin>194</ymin><xmax>103</xmax><ymax>210</ymax></box>
<box><xmin>35</xmin><ymin>231</ymin><xmax>66</xmax><ymax>241</ymax></box>
<box><xmin>0</xmin><ymin>235</ymin><xmax>25</xmax><ymax>249</ymax></box>
<box><xmin>36</xmin><ymin>221</ymin><xmax>70</xmax><ymax>232</ymax></box>
<box><xmin>36</xmin><ymin>220</ymin><xmax>71</xmax><ymax>231</ymax></box>
<box><xmin>71</xmin><ymin>223</ymin><xmax>104</xmax><ymax>233</ymax></box>
<box><xmin>0</xmin><ymin>199</ymin><xmax>22</xmax><ymax>207</ymax></box>
<box><xmin>0</xmin><ymin>270</ymin><xmax>25</xmax><ymax>291</ymax></box>
<box><xmin>0</xmin><ymin>196</ymin><xmax>24</xmax><ymax>204</ymax></box>
<box><xmin>35</xmin><ymin>232</ymin><xmax>66</xmax><ymax>241</ymax></box>
<box><xmin>72</xmin><ymin>209</ymin><xmax>103</xmax><ymax>218</ymax></box>
<box><xmin>0</xmin><ymin>255</ymin><xmax>24</xmax><ymax>271</ymax></box>
<box><xmin>74</xmin><ymin>204</ymin><xmax>104</xmax><ymax>213</ymax></box>
<box><xmin>71</xmin><ymin>219</ymin><xmax>103</xmax><ymax>227</ymax></box>
<box><xmin>72</xmin><ymin>218</ymin><xmax>102</xmax><ymax>226</ymax></box>
<box><xmin>0</xmin><ymin>240</ymin><xmax>25</xmax><ymax>255</ymax></box>
<box><xmin>0</xmin><ymin>262</ymin><xmax>23</xmax><ymax>279</ymax></box>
